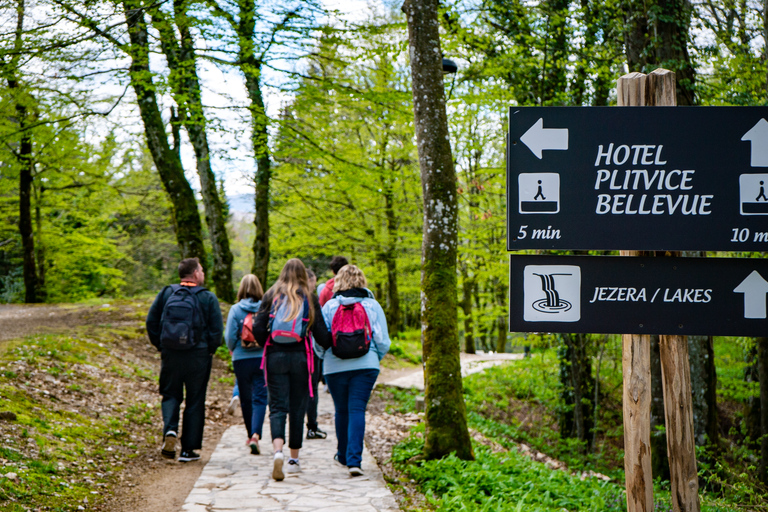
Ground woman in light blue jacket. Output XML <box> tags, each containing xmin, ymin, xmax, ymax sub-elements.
<box><xmin>225</xmin><ymin>274</ymin><xmax>266</xmax><ymax>454</ymax></box>
<box><xmin>315</xmin><ymin>264</ymin><xmax>391</xmax><ymax>476</ymax></box>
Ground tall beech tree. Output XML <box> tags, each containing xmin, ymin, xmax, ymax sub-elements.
<box><xmin>151</xmin><ymin>0</ymin><xmax>234</xmax><ymax>301</ymax></box>
<box><xmin>121</xmin><ymin>1</ymin><xmax>207</xmax><ymax>262</ymax></box>
<box><xmin>402</xmin><ymin>0</ymin><xmax>473</xmax><ymax>461</ymax></box>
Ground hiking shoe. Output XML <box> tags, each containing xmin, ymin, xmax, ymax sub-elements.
<box><xmin>306</xmin><ymin>427</ymin><xmax>327</xmax><ymax>440</ymax></box>
<box><xmin>272</xmin><ymin>452</ymin><xmax>284</xmax><ymax>481</ymax></box>
<box><xmin>161</xmin><ymin>431</ymin><xmax>177</xmax><ymax>459</ymax></box>
<box><xmin>226</xmin><ymin>395</ymin><xmax>240</xmax><ymax>415</ymax></box>
<box><xmin>178</xmin><ymin>450</ymin><xmax>201</xmax><ymax>462</ymax></box>
<box><xmin>286</xmin><ymin>459</ymin><xmax>302</xmax><ymax>474</ymax></box>
<box><xmin>349</xmin><ymin>466</ymin><xmax>364</xmax><ymax>477</ymax></box>
<box><xmin>248</xmin><ymin>436</ymin><xmax>260</xmax><ymax>455</ymax></box>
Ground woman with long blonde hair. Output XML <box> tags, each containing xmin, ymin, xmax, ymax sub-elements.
<box><xmin>251</xmin><ymin>259</ymin><xmax>331</xmax><ymax>481</ymax></box>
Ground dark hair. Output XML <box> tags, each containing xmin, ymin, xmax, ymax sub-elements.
<box><xmin>329</xmin><ymin>256</ymin><xmax>349</xmax><ymax>275</ymax></box>
<box><xmin>178</xmin><ymin>257</ymin><xmax>201</xmax><ymax>279</ymax></box>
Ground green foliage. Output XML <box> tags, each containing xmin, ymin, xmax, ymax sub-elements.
<box><xmin>393</xmin><ymin>434</ymin><xmax>627</xmax><ymax>511</ymax></box>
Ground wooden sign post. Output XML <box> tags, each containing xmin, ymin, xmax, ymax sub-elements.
<box><xmin>617</xmin><ymin>69</ymin><xmax>701</xmax><ymax>512</ymax></box>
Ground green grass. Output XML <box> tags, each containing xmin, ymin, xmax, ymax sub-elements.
<box><xmin>383</xmin><ymin>334</ymin><xmax>764</xmax><ymax>511</ymax></box>
<box><xmin>0</xmin><ymin>324</ymin><xmax>160</xmax><ymax>511</ymax></box>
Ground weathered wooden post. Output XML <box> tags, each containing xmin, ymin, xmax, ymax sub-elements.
<box><xmin>617</xmin><ymin>71</ymin><xmax>654</xmax><ymax>512</ymax></box>
<box><xmin>617</xmin><ymin>68</ymin><xmax>701</xmax><ymax>512</ymax></box>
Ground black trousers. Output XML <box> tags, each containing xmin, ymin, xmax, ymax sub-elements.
<box><xmin>306</xmin><ymin>354</ymin><xmax>323</xmax><ymax>430</ymax></box>
<box><xmin>159</xmin><ymin>348</ymin><xmax>212</xmax><ymax>451</ymax></box>
<box><xmin>266</xmin><ymin>350</ymin><xmax>309</xmax><ymax>450</ymax></box>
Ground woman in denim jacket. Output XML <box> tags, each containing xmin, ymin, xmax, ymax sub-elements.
<box><xmin>315</xmin><ymin>264</ymin><xmax>391</xmax><ymax>476</ymax></box>
<box><xmin>225</xmin><ymin>274</ymin><xmax>266</xmax><ymax>455</ymax></box>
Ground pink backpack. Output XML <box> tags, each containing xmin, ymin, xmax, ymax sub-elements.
<box><xmin>330</xmin><ymin>302</ymin><xmax>372</xmax><ymax>359</ymax></box>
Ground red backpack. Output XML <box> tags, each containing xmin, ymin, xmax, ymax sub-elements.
<box><xmin>240</xmin><ymin>313</ymin><xmax>259</xmax><ymax>350</ymax></box>
<box><xmin>330</xmin><ymin>302</ymin><xmax>372</xmax><ymax>359</ymax></box>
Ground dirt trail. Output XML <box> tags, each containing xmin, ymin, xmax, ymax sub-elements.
<box><xmin>0</xmin><ymin>301</ymin><xmax>237</xmax><ymax>512</ymax></box>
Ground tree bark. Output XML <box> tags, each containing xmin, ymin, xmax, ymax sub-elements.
<box><xmin>122</xmin><ymin>1</ymin><xmax>207</xmax><ymax>262</ymax></box>
<box><xmin>152</xmin><ymin>1</ymin><xmax>235</xmax><ymax>302</ymax></box>
<box><xmin>402</xmin><ymin>0</ymin><xmax>473</xmax><ymax>461</ymax></box>
<box><xmin>2</xmin><ymin>0</ymin><xmax>42</xmax><ymax>303</ymax></box>
<box><xmin>654</xmin><ymin>0</ymin><xmax>696</xmax><ymax>105</ymax></box>
<box><xmin>688</xmin><ymin>335</ymin><xmax>718</xmax><ymax>448</ymax></box>
<box><xmin>383</xmin><ymin>182</ymin><xmax>401</xmax><ymax>337</ymax></box>
<box><xmin>461</xmin><ymin>274</ymin><xmax>475</xmax><ymax>354</ymax></box>
<box><xmin>233</xmin><ymin>0</ymin><xmax>270</xmax><ymax>286</ymax></box>
<box><xmin>757</xmin><ymin>337</ymin><xmax>768</xmax><ymax>485</ymax></box>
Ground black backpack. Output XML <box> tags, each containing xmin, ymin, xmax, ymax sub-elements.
<box><xmin>160</xmin><ymin>285</ymin><xmax>206</xmax><ymax>350</ymax></box>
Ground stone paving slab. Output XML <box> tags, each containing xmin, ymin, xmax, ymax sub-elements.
<box><xmin>182</xmin><ymin>385</ymin><xmax>399</xmax><ymax>512</ymax></box>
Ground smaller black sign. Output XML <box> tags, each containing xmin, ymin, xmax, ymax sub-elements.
<box><xmin>509</xmin><ymin>255</ymin><xmax>768</xmax><ymax>336</ymax></box>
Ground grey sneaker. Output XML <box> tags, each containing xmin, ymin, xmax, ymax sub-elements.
<box><xmin>272</xmin><ymin>452</ymin><xmax>284</xmax><ymax>481</ymax></box>
<box><xmin>227</xmin><ymin>395</ymin><xmax>240</xmax><ymax>415</ymax></box>
<box><xmin>286</xmin><ymin>459</ymin><xmax>302</xmax><ymax>474</ymax></box>
<box><xmin>161</xmin><ymin>431</ymin><xmax>177</xmax><ymax>459</ymax></box>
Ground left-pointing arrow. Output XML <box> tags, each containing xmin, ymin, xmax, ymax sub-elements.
<box><xmin>734</xmin><ymin>270</ymin><xmax>768</xmax><ymax>319</ymax></box>
<box><xmin>520</xmin><ymin>118</ymin><xmax>569</xmax><ymax>159</ymax></box>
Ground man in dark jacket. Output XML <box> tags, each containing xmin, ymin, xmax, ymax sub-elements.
<box><xmin>146</xmin><ymin>257</ymin><xmax>224</xmax><ymax>462</ymax></box>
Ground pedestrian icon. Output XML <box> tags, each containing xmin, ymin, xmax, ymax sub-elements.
<box><xmin>739</xmin><ymin>174</ymin><xmax>768</xmax><ymax>215</ymax></box>
<box><xmin>519</xmin><ymin>173</ymin><xmax>560</xmax><ymax>214</ymax></box>
<box><xmin>523</xmin><ymin>265</ymin><xmax>580</xmax><ymax>322</ymax></box>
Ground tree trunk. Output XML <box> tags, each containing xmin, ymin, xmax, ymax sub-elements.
<box><xmin>688</xmin><ymin>335</ymin><xmax>718</xmax><ymax>448</ymax></box>
<box><xmin>461</xmin><ymin>274</ymin><xmax>475</xmax><ymax>354</ymax></box>
<box><xmin>152</xmin><ymin>1</ymin><xmax>235</xmax><ymax>302</ymax></box>
<box><xmin>33</xmin><ymin>181</ymin><xmax>45</xmax><ymax>298</ymax></box>
<box><xmin>495</xmin><ymin>316</ymin><xmax>506</xmax><ymax>353</ymax></box>
<box><xmin>235</xmin><ymin>0</ymin><xmax>270</xmax><ymax>286</ymax></box>
<box><xmin>623</xmin><ymin>0</ymin><xmax>652</xmax><ymax>72</ymax></box>
<box><xmin>402</xmin><ymin>0</ymin><xmax>473</xmax><ymax>461</ymax></box>
<box><xmin>757</xmin><ymin>337</ymin><xmax>768</xmax><ymax>485</ymax></box>
<box><xmin>560</xmin><ymin>333</ymin><xmax>594</xmax><ymax>450</ymax></box>
<box><xmin>3</xmin><ymin>0</ymin><xmax>42</xmax><ymax>303</ymax></box>
<box><xmin>383</xmin><ymin>180</ymin><xmax>401</xmax><ymax>337</ymax></box>
<box><xmin>541</xmin><ymin>0</ymin><xmax>569</xmax><ymax>105</ymax></box>
<box><xmin>122</xmin><ymin>1</ymin><xmax>207</xmax><ymax>261</ymax></box>
<box><xmin>654</xmin><ymin>0</ymin><xmax>696</xmax><ymax>105</ymax></box>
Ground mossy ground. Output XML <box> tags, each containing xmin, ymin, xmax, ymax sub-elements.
<box><xmin>0</xmin><ymin>299</ymin><xmax>235</xmax><ymax>511</ymax></box>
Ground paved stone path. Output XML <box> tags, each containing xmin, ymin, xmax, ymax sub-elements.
<box><xmin>183</xmin><ymin>352</ymin><xmax>522</xmax><ymax>511</ymax></box>
<box><xmin>182</xmin><ymin>385</ymin><xmax>399</xmax><ymax>512</ymax></box>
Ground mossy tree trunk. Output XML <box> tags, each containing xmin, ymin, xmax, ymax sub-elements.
<box><xmin>123</xmin><ymin>1</ymin><xmax>207</xmax><ymax>262</ymax></box>
<box><xmin>461</xmin><ymin>272</ymin><xmax>476</xmax><ymax>354</ymax></box>
<box><xmin>151</xmin><ymin>0</ymin><xmax>235</xmax><ymax>302</ymax></box>
<box><xmin>402</xmin><ymin>0</ymin><xmax>473</xmax><ymax>461</ymax></box>
<box><xmin>383</xmin><ymin>178</ymin><xmax>401</xmax><ymax>337</ymax></box>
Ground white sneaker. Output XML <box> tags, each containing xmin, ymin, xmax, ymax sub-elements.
<box><xmin>348</xmin><ymin>466</ymin><xmax>364</xmax><ymax>477</ymax></box>
<box><xmin>272</xmin><ymin>452</ymin><xmax>284</xmax><ymax>481</ymax></box>
<box><xmin>286</xmin><ymin>459</ymin><xmax>302</xmax><ymax>474</ymax></box>
<box><xmin>227</xmin><ymin>395</ymin><xmax>240</xmax><ymax>415</ymax></box>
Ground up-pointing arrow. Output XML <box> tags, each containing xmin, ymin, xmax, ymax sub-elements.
<box><xmin>520</xmin><ymin>118</ymin><xmax>569</xmax><ymax>159</ymax></box>
<box><xmin>734</xmin><ymin>270</ymin><xmax>768</xmax><ymax>319</ymax></box>
<box><xmin>741</xmin><ymin>118</ymin><xmax>768</xmax><ymax>167</ymax></box>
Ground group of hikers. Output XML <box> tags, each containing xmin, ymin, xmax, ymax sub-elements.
<box><xmin>145</xmin><ymin>255</ymin><xmax>391</xmax><ymax>481</ymax></box>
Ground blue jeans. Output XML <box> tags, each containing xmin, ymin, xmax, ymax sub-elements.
<box><xmin>325</xmin><ymin>368</ymin><xmax>379</xmax><ymax>468</ymax></box>
<box><xmin>233</xmin><ymin>358</ymin><xmax>268</xmax><ymax>439</ymax></box>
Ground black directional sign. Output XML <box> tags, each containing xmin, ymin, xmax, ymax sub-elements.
<box><xmin>509</xmin><ymin>255</ymin><xmax>768</xmax><ymax>336</ymax></box>
<box><xmin>506</xmin><ymin>107</ymin><xmax>768</xmax><ymax>251</ymax></box>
